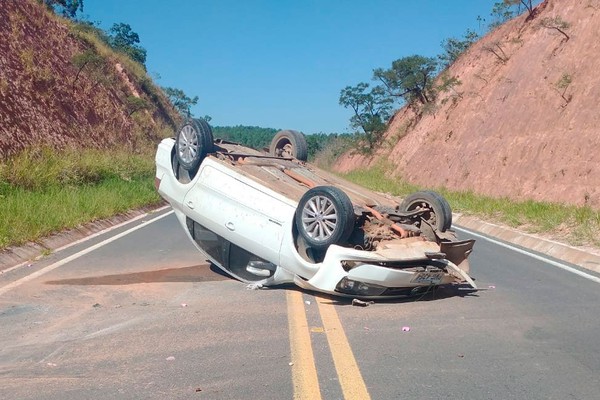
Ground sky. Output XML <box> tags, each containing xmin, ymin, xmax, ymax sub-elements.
<box><xmin>83</xmin><ymin>0</ymin><xmax>505</xmax><ymax>134</ymax></box>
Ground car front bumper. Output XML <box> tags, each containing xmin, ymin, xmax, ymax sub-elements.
<box><xmin>293</xmin><ymin>244</ymin><xmax>474</xmax><ymax>299</ymax></box>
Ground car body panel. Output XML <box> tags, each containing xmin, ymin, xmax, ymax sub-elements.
<box><xmin>183</xmin><ymin>162</ymin><xmax>292</xmax><ymax>264</ymax></box>
<box><xmin>155</xmin><ymin>137</ymin><xmax>476</xmax><ymax>298</ymax></box>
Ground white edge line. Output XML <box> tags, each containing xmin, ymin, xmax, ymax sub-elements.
<box><xmin>455</xmin><ymin>225</ymin><xmax>600</xmax><ymax>284</ymax></box>
<box><xmin>2</xmin><ymin>205</ymin><xmax>171</xmax><ymax>275</ymax></box>
<box><xmin>0</xmin><ymin>210</ymin><xmax>174</xmax><ymax>296</ymax></box>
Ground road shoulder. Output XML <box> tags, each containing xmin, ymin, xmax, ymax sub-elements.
<box><xmin>454</xmin><ymin>214</ymin><xmax>600</xmax><ymax>274</ymax></box>
<box><xmin>0</xmin><ymin>205</ymin><xmax>168</xmax><ymax>272</ymax></box>
<box><xmin>2</xmin><ymin>207</ymin><xmax>600</xmax><ymax>276</ymax></box>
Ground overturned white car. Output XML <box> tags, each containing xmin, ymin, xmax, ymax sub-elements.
<box><xmin>155</xmin><ymin>118</ymin><xmax>476</xmax><ymax>298</ymax></box>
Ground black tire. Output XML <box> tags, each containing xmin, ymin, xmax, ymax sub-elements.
<box><xmin>422</xmin><ymin>190</ymin><xmax>452</xmax><ymax>228</ymax></box>
<box><xmin>171</xmin><ymin>149</ymin><xmax>193</xmax><ymax>184</ymax></box>
<box><xmin>295</xmin><ymin>186</ymin><xmax>355</xmax><ymax>250</ymax></box>
<box><xmin>175</xmin><ymin>118</ymin><xmax>214</xmax><ymax>172</ymax></box>
<box><xmin>399</xmin><ymin>191</ymin><xmax>452</xmax><ymax>232</ymax></box>
<box><xmin>269</xmin><ymin>130</ymin><xmax>308</xmax><ymax>161</ymax></box>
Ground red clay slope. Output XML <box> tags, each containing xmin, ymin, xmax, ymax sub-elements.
<box><xmin>0</xmin><ymin>0</ymin><xmax>177</xmax><ymax>157</ymax></box>
<box><xmin>334</xmin><ymin>0</ymin><xmax>600</xmax><ymax>208</ymax></box>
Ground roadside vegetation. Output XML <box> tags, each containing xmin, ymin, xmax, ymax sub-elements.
<box><xmin>0</xmin><ymin>147</ymin><xmax>160</xmax><ymax>250</ymax></box>
<box><xmin>338</xmin><ymin>1</ymin><xmax>542</xmax><ymax>152</ymax></box>
<box><xmin>0</xmin><ymin>0</ymin><xmax>173</xmax><ymax>252</ymax></box>
<box><xmin>342</xmin><ymin>166</ymin><xmax>600</xmax><ymax>248</ymax></box>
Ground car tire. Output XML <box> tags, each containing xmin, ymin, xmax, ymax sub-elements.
<box><xmin>399</xmin><ymin>191</ymin><xmax>452</xmax><ymax>232</ymax></box>
<box><xmin>175</xmin><ymin>118</ymin><xmax>214</xmax><ymax>173</ymax></box>
<box><xmin>295</xmin><ymin>186</ymin><xmax>355</xmax><ymax>250</ymax></box>
<box><xmin>171</xmin><ymin>149</ymin><xmax>193</xmax><ymax>184</ymax></box>
<box><xmin>269</xmin><ymin>130</ymin><xmax>308</xmax><ymax>161</ymax></box>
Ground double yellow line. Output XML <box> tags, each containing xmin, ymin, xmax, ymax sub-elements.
<box><xmin>287</xmin><ymin>291</ymin><xmax>371</xmax><ymax>400</ymax></box>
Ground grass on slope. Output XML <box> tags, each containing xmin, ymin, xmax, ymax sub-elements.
<box><xmin>0</xmin><ymin>147</ymin><xmax>161</xmax><ymax>251</ymax></box>
<box><xmin>342</xmin><ymin>166</ymin><xmax>600</xmax><ymax>248</ymax></box>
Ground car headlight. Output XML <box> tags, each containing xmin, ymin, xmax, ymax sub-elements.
<box><xmin>335</xmin><ymin>277</ymin><xmax>387</xmax><ymax>296</ymax></box>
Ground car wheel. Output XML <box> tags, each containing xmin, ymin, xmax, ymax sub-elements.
<box><xmin>269</xmin><ymin>130</ymin><xmax>308</xmax><ymax>161</ymax></box>
<box><xmin>295</xmin><ymin>186</ymin><xmax>355</xmax><ymax>250</ymax></box>
<box><xmin>399</xmin><ymin>191</ymin><xmax>452</xmax><ymax>232</ymax></box>
<box><xmin>175</xmin><ymin>118</ymin><xmax>214</xmax><ymax>173</ymax></box>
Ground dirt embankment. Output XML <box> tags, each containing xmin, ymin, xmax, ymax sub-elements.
<box><xmin>334</xmin><ymin>0</ymin><xmax>600</xmax><ymax>208</ymax></box>
<box><xmin>0</xmin><ymin>0</ymin><xmax>179</xmax><ymax>158</ymax></box>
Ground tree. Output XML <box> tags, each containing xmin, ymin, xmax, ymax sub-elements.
<box><xmin>483</xmin><ymin>41</ymin><xmax>509</xmax><ymax>63</ymax></box>
<box><xmin>71</xmin><ymin>49</ymin><xmax>105</xmax><ymax>90</ymax></box>
<box><xmin>162</xmin><ymin>87</ymin><xmax>199</xmax><ymax>117</ymax></box>
<box><xmin>489</xmin><ymin>1</ymin><xmax>515</xmax><ymax>29</ymax></box>
<box><xmin>339</xmin><ymin>83</ymin><xmax>393</xmax><ymax>150</ymax></box>
<box><xmin>437</xmin><ymin>74</ymin><xmax>463</xmax><ymax>99</ymax></box>
<box><xmin>373</xmin><ymin>55</ymin><xmax>439</xmax><ymax>107</ymax></box>
<box><xmin>125</xmin><ymin>96</ymin><xmax>148</xmax><ymax>116</ymax></box>
<box><xmin>504</xmin><ymin>0</ymin><xmax>534</xmax><ymax>16</ymax></box>
<box><xmin>41</xmin><ymin>0</ymin><xmax>83</xmax><ymax>18</ymax></box>
<box><xmin>554</xmin><ymin>73</ymin><xmax>573</xmax><ymax>106</ymax></box>
<box><xmin>540</xmin><ymin>16</ymin><xmax>571</xmax><ymax>41</ymax></box>
<box><xmin>439</xmin><ymin>29</ymin><xmax>479</xmax><ymax>68</ymax></box>
<box><xmin>108</xmin><ymin>23</ymin><xmax>147</xmax><ymax>66</ymax></box>
<box><xmin>304</xmin><ymin>133</ymin><xmax>346</xmax><ymax>160</ymax></box>
<box><xmin>305</xmin><ymin>133</ymin><xmax>328</xmax><ymax>159</ymax></box>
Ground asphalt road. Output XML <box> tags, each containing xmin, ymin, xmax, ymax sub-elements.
<box><xmin>1</xmin><ymin>209</ymin><xmax>599</xmax><ymax>400</ymax></box>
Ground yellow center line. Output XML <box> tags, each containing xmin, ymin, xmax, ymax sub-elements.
<box><xmin>287</xmin><ymin>290</ymin><xmax>322</xmax><ymax>400</ymax></box>
<box><xmin>316</xmin><ymin>297</ymin><xmax>371</xmax><ymax>400</ymax></box>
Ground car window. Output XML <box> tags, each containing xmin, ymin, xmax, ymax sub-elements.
<box><xmin>187</xmin><ymin>217</ymin><xmax>275</xmax><ymax>281</ymax></box>
<box><xmin>188</xmin><ymin>218</ymin><xmax>229</xmax><ymax>267</ymax></box>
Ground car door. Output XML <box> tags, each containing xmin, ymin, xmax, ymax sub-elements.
<box><xmin>182</xmin><ymin>160</ymin><xmax>293</xmax><ymax>265</ymax></box>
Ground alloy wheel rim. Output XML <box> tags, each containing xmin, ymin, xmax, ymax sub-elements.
<box><xmin>301</xmin><ymin>195</ymin><xmax>338</xmax><ymax>241</ymax></box>
<box><xmin>178</xmin><ymin>125</ymin><xmax>199</xmax><ymax>164</ymax></box>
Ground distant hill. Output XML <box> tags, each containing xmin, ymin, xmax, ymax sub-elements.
<box><xmin>213</xmin><ymin>125</ymin><xmax>348</xmax><ymax>160</ymax></box>
<box><xmin>212</xmin><ymin>125</ymin><xmax>278</xmax><ymax>150</ymax></box>
<box><xmin>0</xmin><ymin>0</ymin><xmax>180</xmax><ymax>157</ymax></box>
<box><xmin>334</xmin><ymin>0</ymin><xmax>600</xmax><ymax>208</ymax></box>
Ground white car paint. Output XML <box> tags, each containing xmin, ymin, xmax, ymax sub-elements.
<box><xmin>156</xmin><ymin>138</ymin><xmax>475</xmax><ymax>298</ymax></box>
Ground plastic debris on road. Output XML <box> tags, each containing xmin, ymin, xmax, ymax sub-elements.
<box><xmin>166</xmin><ymin>356</ymin><xmax>175</xmax><ymax>361</ymax></box>
<box><xmin>352</xmin><ymin>299</ymin><xmax>374</xmax><ymax>307</ymax></box>
<box><xmin>402</xmin><ymin>326</ymin><xmax>411</xmax><ymax>332</ymax></box>
<box><xmin>246</xmin><ymin>283</ymin><xmax>263</xmax><ymax>290</ymax></box>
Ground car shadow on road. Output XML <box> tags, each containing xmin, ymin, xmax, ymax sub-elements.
<box><xmin>45</xmin><ymin>264</ymin><xmax>229</xmax><ymax>285</ymax></box>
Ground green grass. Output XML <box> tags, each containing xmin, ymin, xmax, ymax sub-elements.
<box><xmin>341</xmin><ymin>166</ymin><xmax>600</xmax><ymax>248</ymax></box>
<box><xmin>0</xmin><ymin>147</ymin><xmax>161</xmax><ymax>250</ymax></box>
